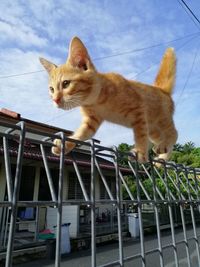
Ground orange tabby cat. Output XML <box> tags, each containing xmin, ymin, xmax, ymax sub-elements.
<box><xmin>40</xmin><ymin>37</ymin><xmax>177</xmax><ymax>163</ymax></box>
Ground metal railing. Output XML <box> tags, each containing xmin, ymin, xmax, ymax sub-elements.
<box><xmin>0</xmin><ymin>120</ymin><xmax>200</xmax><ymax>267</ymax></box>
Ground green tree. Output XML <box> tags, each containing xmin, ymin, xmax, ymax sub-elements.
<box><xmin>171</xmin><ymin>141</ymin><xmax>200</xmax><ymax>167</ymax></box>
<box><xmin>117</xmin><ymin>143</ymin><xmax>133</xmax><ymax>167</ymax></box>
<box><xmin>173</xmin><ymin>143</ymin><xmax>183</xmax><ymax>152</ymax></box>
<box><xmin>182</xmin><ymin>141</ymin><xmax>195</xmax><ymax>154</ymax></box>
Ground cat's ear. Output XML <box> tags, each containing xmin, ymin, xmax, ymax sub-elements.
<box><xmin>67</xmin><ymin>37</ymin><xmax>95</xmax><ymax>70</ymax></box>
<box><xmin>39</xmin><ymin>58</ymin><xmax>57</xmax><ymax>74</ymax></box>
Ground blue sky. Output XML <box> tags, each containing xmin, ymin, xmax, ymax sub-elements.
<box><xmin>0</xmin><ymin>0</ymin><xmax>200</xmax><ymax>148</ymax></box>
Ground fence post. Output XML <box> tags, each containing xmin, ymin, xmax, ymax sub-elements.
<box><xmin>91</xmin><ymin>139</ymin><xmax>96</xmax><ymax>267</ymax></box>
<box><xmin>55</xmin><ymin>132</ymin><xmax>65</xmax><ymax>267</ymax></box>
<box><xmin>114</xmin><ymin>147</ymin><xmax>124</xmax><ymax>267</ymax></box>
<box><xmin>5</xmin><ymin>122</ymin><xmax>25</xmax><ymax>267</ymax></box>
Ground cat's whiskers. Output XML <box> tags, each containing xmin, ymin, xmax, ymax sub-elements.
<box><xmin>62</xmin><ymin>98</ymin><xmax>81</xmax><ymax>110</ymax></box>
<box><xmin>62</xmin><ymin>94</ymin><xmax>84</xmax><ymax>110</ymax></box>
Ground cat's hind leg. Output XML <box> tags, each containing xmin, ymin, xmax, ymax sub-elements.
<box><xmin>131</xmin><ymin>120</ymin><xmax>149</xmax><ymax>163</ymax></box>
<box><xmin>151</xmin><ymin>125</ymin><xmax>177</xmax><ymax>166</ymax></box>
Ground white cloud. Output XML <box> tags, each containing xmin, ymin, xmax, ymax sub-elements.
<box><xmin>0</xmin><ymin>0</ymin><xmax>48</xmax><ymax>49</ymax></box>
<box><xmin>0</xmin><ymin>49</ymin><xmax>54</xmax><ymax>119</ymax></box>
<box><xmin>0</xmin><ymin>21</ymin><xmax>48</xmax><ymax>48</ymax></box>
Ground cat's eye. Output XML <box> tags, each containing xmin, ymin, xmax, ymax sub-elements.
<box><xmin>62</xmin><ymin>80</ymin><xmax>71</xmax><ymax>89</ymax></box>
<box><xmin>49</xmin><ymin>87</ymin><xmax>54</xmax><ymax>93</ymax></box>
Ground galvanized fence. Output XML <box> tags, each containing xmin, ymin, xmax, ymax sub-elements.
<box><xmin>0</xmin><ymin>120</ymin><xmax>200</xmax><ymax>267</ymax></box>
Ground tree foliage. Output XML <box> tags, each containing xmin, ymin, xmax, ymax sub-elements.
<box><xmin>170</xmin><ymin>141</ymin><xmax>200</xmax><ymax>168</ymax></box>
<box><xmin>118</xmin><ymin>142</ymin><xmax>200</xmax><ymax>200</ymax></box>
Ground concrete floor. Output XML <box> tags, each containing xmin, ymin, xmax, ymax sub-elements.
<box><xmin>14</xmin><ymin>226</ymin><xmax>200</xmax><ymax>267</ymax></box>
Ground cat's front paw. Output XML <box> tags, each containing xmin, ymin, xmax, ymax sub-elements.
<box><xmin>131</xmin><ymin>148</ymin><xmax>148</xmax><ymax>163</ymax></box>
<box><xmin>52</xmin><ymin>139</ymin><xmax>76</xmax><ymax>156</ymax></box>
<box><xmin>52</xmin><ymin>139</ymin><xmax>61</xmax><ymax>155</ymax></box>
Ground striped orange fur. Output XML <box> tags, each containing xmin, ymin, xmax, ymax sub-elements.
<box><xmin>40</xmin><ymin>37</ymin><xmax>178</xmax><ymax>163</ymax></box>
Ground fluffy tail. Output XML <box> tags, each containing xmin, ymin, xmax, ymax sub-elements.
<box><xmin>154</xmin><ymin>48</ymin><xmax>176</xmax><ymax>94</ymax></box>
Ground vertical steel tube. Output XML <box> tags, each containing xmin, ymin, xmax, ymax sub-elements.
<box><xmin>133</xmin><ymin>160</ymin><xmax>146</xmax><ymax>267</ymax></box>
<box><xmin>90</xmin><ymin>140</ymin><xmax>96</xmax><ymax>267</ymax></box>
<box><xmin>4</xmin><ymin>207</ymin><xmax>10</xmax><ymax>248</ymax></box>
<box><xmin>55</xmin><ymin>132</ymin><xmax>65</xmax><ymax>267</ymax></box>
<box><xmin>192</xmin><ymin>168</ymin><xmax>200</xmax><ymax>266</ymax></box>
<box><xmin>40</xmin><ymin>144</ymin><xmax>57</xmax><ymax>202</ymax></box>
<box><xmin>5</xmin><ymin>122</ymin><xmax>25</xmax><ymax>267</ymax></box>
<box><xmin>3</xmin><ymin>137</ymin><xmax>13</xmax><ymax>202</ymax></box>
<box><xmin>164</xmin><ymin>165</ymin><xmax>179</xmax><ymax>267</ymax></box>
<box><xmin>193</xmin><ymin>168</ymin><xmax>200</xmax><ymax>213</ymax></box>
<box><xmin>0</xmin><ymin>207</ymin><xmax>6</xmax><ymax>248</ymax></box>
<box><xmin>176</xmin><ymin>166</ymin><xmax>191</xmax><ymax>267</ymax></box>
<box><xmin>35</xmin><ymin>206</ymin><xmax>39</xmax><ymax>242</ymax></box>
<box><xmin>150</xmin><ymin>161</ymin><xmax>164</xmax><ymax>267</ymax></box>
<box><xmin>184</xmin><ymin>167</ymin><xmax>200</xmax><ymax>266</ymax></box>
<box><xmin>114</xmin><ymin>147</ymin><xmax>124</xmax><ymax>267</ymax></box>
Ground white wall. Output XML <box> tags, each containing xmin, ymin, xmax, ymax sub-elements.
<box><xmin>46</xmin><ymin>205</ymin><xmax>79</xmax><ymax>238</ymax></box>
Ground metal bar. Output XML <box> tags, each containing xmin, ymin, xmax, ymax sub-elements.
<box><xmin>176</xmin><ymin>167</ymin><xmax>192</xmax><ymax>267</ymax></box>
<box><xmin>3</xmin><ymin>207</ymin><xmax>10</xmax><ymax>248</ymax></box>
<box><xmin>154</xmin><ymin>167</ymin><xmax>176</xmax><ymax>200</ymax></box>
<box><xmin>3</xmin><ymin>137</ymin><xmax>13</xmax><ymax>202</ymax></box>
<box><xmin>142</xmin><ymin>163</ymin><xmax>165</xmax><ymax>200</ymax></box>
<box><xmin>184</xmin><ymin>167</ymin><xmax>200</xmax><ymax>266</ymax></box>
<box><xmin>166</xmin><ymin>170</ymin><xmax>186</xmax><ymax>200</ymax></box>
<box><xmin>134</xmin><ymin>160</ymin><xmax>146</xmax><ymax>267</ymax></box>
<box><xmin>177</xmin><ymin>171</ymin><xmax>195</xmax><ymax>200</ymax></box>
<box><xmin>0</xmin><ymin>207</ymin><xmax>7</xmax><ymax>248</ymax></box>
<box><xmin>0</xmin><ymin>122</ymin><xmax>20</xmax><ymax>131</ymax></box>
<box><xmin>2</xmin><ymin>198</ymin><xmax>200</xmax><ymax>207</ymax></box>
<box><xmin>128</xmin><ymin>161</ymin><xmax>151</xmax><ymax>200</ymax></box>
<box><xmin>35</xmin><ymin>206</ymin><xmax>39</xmax><ymax>242</ymax></box>
<box><xmin>40</xmin><ymin>144</ymin><xmax>57</xmax><ymax>202</ymax></box>
<box><xmin>163</xmin><ymin>164</ymin><xmax>179</xmax><ymax>267</ymax></box>
<box><xmin>114</xmin><ymin>147</ymin><xmax>124</xmax><ymax>267</ymax></box>
<box><xmin>150</xmin><ymin>160</ymin><xmax>164</xmax><ymax>267</ymax></box>
<box><xmin>193</xmin><ymin>168</ymin><xmax>200</xmax><ymax>214</ymax></box>
<box><xmin>95</xmin><ymin>158</ymin><xmax>115</xmax><ymax>200</ymax></box>
<box><xmin>119</xmin><ymin>170</ymin><xmax>135</xmax><ymax>201</ymax></box>
<box><xmin>94</xmin><ymin>144</ymin><xmax>116</xmax><ymax>153</ymax></box>
<box><xmin>91</xmin><ymin>139</ymin><xmax>96</xmax><ymax>267</ymax></box>
<box><xmin>72</xmin><ymin>157</ymin><xmax>90</xmax><ymax>201</ymax></box>
<box><xmin>55</xmin><ymin>132</ymin><xmax>65</xmax><ymax>267</ymax></box>
<box><xmin>182</xmin><ymin>168</ymin><xmax>197</xmax><ymax>196</ymax></box>
<box><xmin>2</xmin><ymin>207</ymin><xmax>10</xmax><ymax>248</ymax></box>
<box><xmin>5</xmin><ymin>121</ymin><xmax>25</xmax><ymax>267</ymax></box>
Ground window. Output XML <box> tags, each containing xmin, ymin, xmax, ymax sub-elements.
<box><xmin>11</xmin><ymin>165</ymin><xmax>35</xmax><ymax>201</ymax></box>
<box><xmin>38</xmin><ymin>168</ymin><xmax>59</xmax><ymax>200</ymax></box>
<box><xmin>100</xmin><ymin>176</ymin><xmax>116</xmax><ymax>199</ymax></box>
<box><xmin>68</xmin><ymin>171</ymin><xmax>91</xmax><ymax>199</ymax></box>
<box><xmin>11</xmin><ymin>165</ymin><xmax>36</xmax><ymax>220</ymax></box>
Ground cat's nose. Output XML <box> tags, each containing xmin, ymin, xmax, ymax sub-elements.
<box><xmin>54</xmin><ymin>97</ymin><xmax>61</xmax><ymax>104</ymax></box>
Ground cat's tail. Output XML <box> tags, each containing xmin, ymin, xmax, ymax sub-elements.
<box><xmin>154</xmin><ymin>47</ymin><xmax>176</xmax><ymax>94</ymax></box>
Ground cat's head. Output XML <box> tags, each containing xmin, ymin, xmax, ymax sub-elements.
<box><xmin>40</xmin><ymin>37</ymin><xmax>99</xmax><ymax>110</ymax></box>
